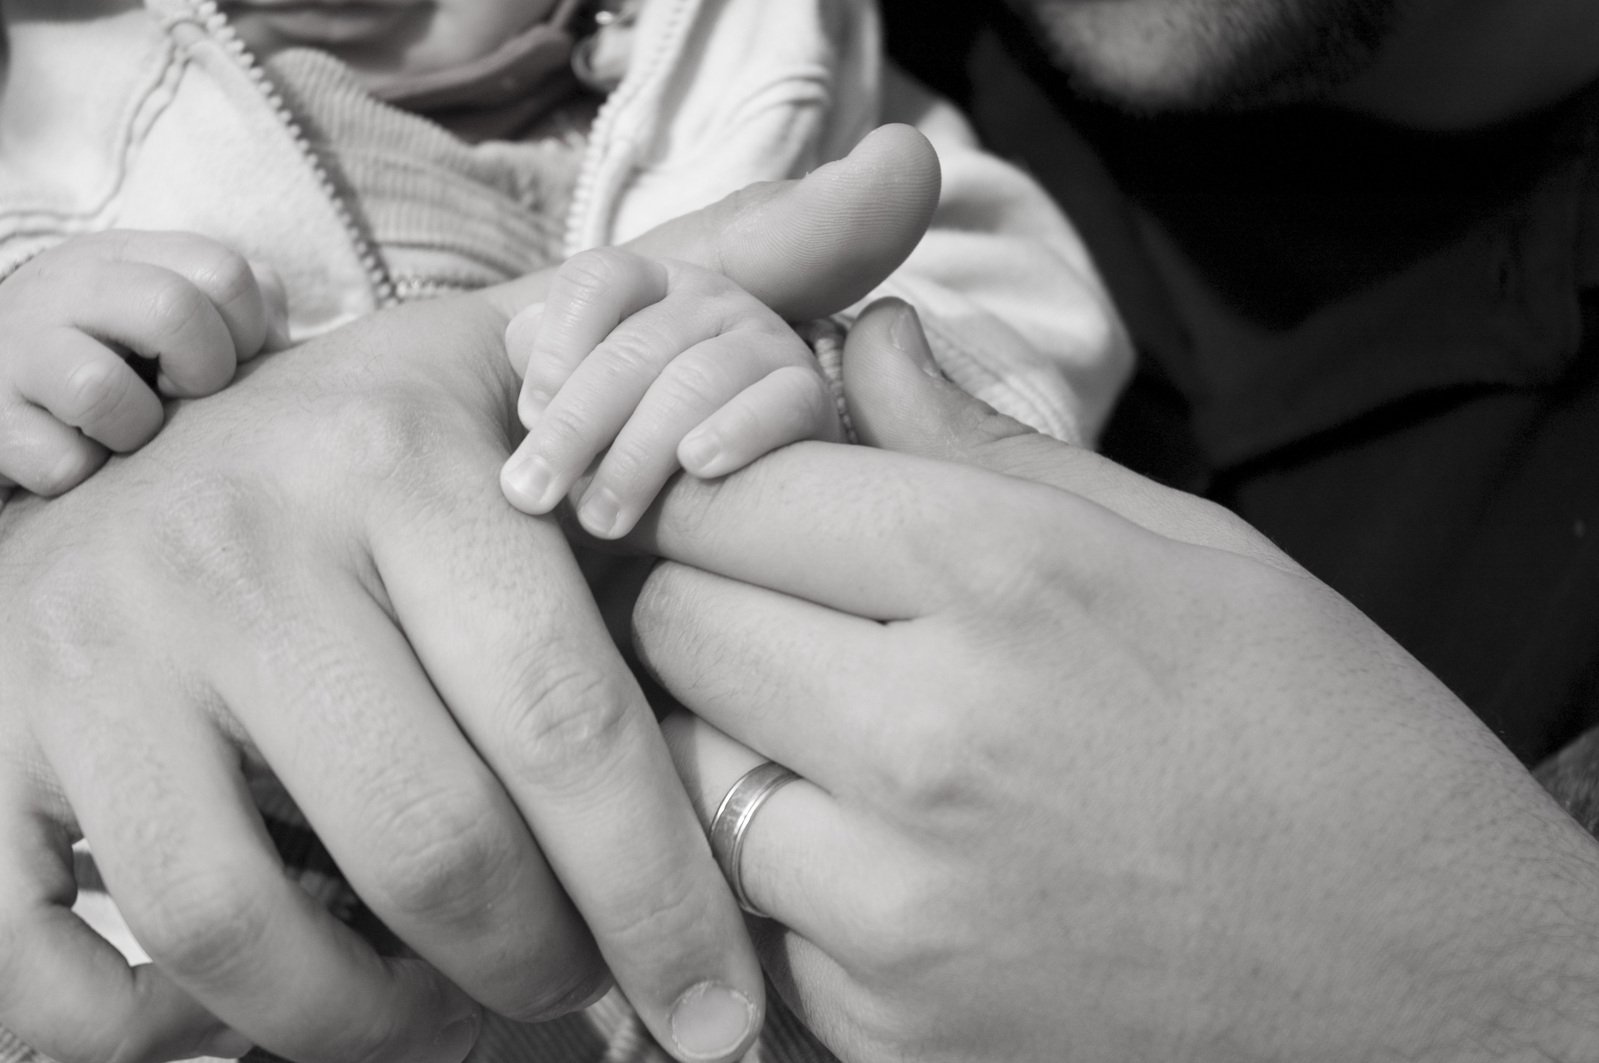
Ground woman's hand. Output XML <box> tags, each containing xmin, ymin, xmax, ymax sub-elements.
<box><xmin>633</xmin><ymin>300</ymin><xmax>1599</xmax><ymax>1061</ymax></box>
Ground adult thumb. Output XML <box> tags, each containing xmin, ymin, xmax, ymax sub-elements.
<box><xmin>628</xmin><ymin>124</ymin><xmax>941</xmax><ymax>321</ymax></box>
<box><xmin>841</xmin><ymin>298</ymin><xmax>1271</xmax><ymax>555</ymax></box>
<box><xmin>842</xmin><ymin>297</ymin><xmax>1052</xmax><ymax>472</ymax></box>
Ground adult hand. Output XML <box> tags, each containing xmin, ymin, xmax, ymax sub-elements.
<box><xmin>634</xmin><ymin>299</ymin><xmax>1599</xmax><ymax>1061</ymax></box>
<box><xmin>0</xmin><ymin>129</ymin><xmax>939</xmax><ymax>1063</ymax></box>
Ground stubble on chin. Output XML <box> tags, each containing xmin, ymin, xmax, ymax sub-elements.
<box><xmin>1003</xmin><ymin>0</ymin><xmax>1403</xmax><ymax>114</ymax></box>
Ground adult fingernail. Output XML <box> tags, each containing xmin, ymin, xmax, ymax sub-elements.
<box><xmin>199</xmin><ymin>1027</ymin><xmax>254</xmax><ymax>1059</ymax></box>
<box><xmin>669</xmin><ymin>982</ymin><xmax>757</xmax><ymax>1062</ymax></box>
<box><xmin>579</xmin><ymin>488</ymin><xmax>620</xmax><ymax>538</ymax></box>
<box><xmin>679</xmin><ymin>429</ymin><xmax>720</xmax><ymax>474</ymax></box>
<box><xmin>430</xmin><ymin>1013</ymin><xmax>481</xmax><ymax>1063</ymax></box>
<box><xmin>888</xmin><ymin>302</ymin><xmax>943</xmax><ymax>381</ymax></box>
<box><xmin>502</xmin><ymin>453</ymin><xmax>556</xmax><ymax>512</ymax></box>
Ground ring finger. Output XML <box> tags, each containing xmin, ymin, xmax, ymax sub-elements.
<box><xmin>658</xmin><ymin>712</ymin><xmax>901</xmax><ymax>956</ymax></box>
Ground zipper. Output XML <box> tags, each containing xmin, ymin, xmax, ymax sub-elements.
<box><xmin>182</xmin><ymin>0</ymin><xmax>397</xmax><ymax>308</ymax></box>
<box><xmin>563</xmin><ymin>0</ymin><xmax>699</xmax><ymax>255</ymax></box>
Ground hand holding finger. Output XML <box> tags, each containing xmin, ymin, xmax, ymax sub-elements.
<box><xmin>481</xmin><ymin>124</ymin><xmax>942</xmax><ymax>327</ymax></box>
<box><xmin>633</xmin><ymin>355</ymin><xmax>1599</xmax><ymax>1060</ymax></box>
<box><xmin>513</xmin><ymin>248</ymin><xmax>670</xmax><ymax>415</ymax></box>
<box><xmin>504</xmin><ymin>254</ymin><xmax>832</xmax><ymax>539</ymax></box>
<box><xmin>678</xmin><ymin>364</ymin><xmax>843</xmax><ymax>479</ymax></box>
<box><xmin>841</xmin><ymin>297</ymin><xmax>1277</xmax><ymax>558</ymax></box>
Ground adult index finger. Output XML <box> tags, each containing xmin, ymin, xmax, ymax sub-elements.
<box><xmin>481</xmin><ymin>125</ymin><xmax>941</xmax><ymax>325</ymax></box>
<box><xmin>628</xmin><ymin>438</ymin><xmax>1136</xmax><ymax>621</ymax></box>
<box><xmin>370</xmin><ymin>440</ymin><xmax>767</xmax><ymax>1063</ymax></box>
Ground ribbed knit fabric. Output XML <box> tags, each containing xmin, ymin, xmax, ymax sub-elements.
<box><xmin>263</xmin><ymin>47</ymin><xmax>592</xmax><ymax>301</ymax></box>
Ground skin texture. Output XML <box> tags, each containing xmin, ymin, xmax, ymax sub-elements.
<box><xmin>218</xmin><ymin>0</ymin><xmax>559</xmax><ymax>91</ymax></box>
<box><xmin>501</xmin><ymin>250</ymin><xmax>843</xmax><ymax>541</ymax></box>
<box><xmin>0</xmin><ymin>128</ymin><xmax>939</xmax><ymax>1063</ymax></box>
<box><xmin>633</xmin><ymin>301</ymin><xmax>1599</xmax><ymax>1061</ymax></box>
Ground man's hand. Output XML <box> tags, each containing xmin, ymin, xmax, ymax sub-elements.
<box><xmin>0</xmin><ymin>128</ymin><xmax>940</xmax><ymax>1063</ymax></box>
<box><xmin>634</xmin><ymin>300</ymin><xmax>1599</xmax><ymax>1061</ymax></box>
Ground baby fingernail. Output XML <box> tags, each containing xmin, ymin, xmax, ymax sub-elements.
<box><xmin>579</xmin><ymin>488</ymin><xmax>621</xmax><ymax>538</ymax></box>
<box><xmin>503</xmin><ymin>454</ymin><xmax>555</xmax><ymax>511</ymax></box>
<box><xmin>888</xmin><ymin>302</ymin><xmax>943</xmax><ymax>380</ymax></box>
<box><xmin>679</xmin><ymin>430</ymin><xmax>720</xmax><ymax>473</ymax></box>
<box><xmin>669</xmin><ymin>982</ymin><xmax>757</xmax><ymax>1062</ymax></box>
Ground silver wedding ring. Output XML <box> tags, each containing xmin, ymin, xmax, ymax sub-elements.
<box><xmin>707</xmin><ymin>761</ymin><xmax>799</xmax><ymax>918</ymax></box>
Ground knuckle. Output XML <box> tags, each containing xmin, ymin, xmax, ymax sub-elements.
<box><xmin>529</xmin><ymin>404</ymin><xmax>593</xmax><ymax>460</ymax></box>
<box><xmin>557</xmin><ymin>247</ymin><xmax>637</xmax><ymax>300</ymax></box>
<box><xmin>338</xmin><ymin>387</ymin><xmax>451</xmax><ymax>478</ymax></box>
<box><xmin>185</xmin><ymin>242</ymin><xmax>256</xmax><ymax>311</ymax></box>
<box><xmin>658</xmin><ymin>355</ymin><xmax>727</xmax><ymax>406</ymax></box>
<box><xmin>585</xmin><ymin>858</ymin><xmax>708</xmax><ymax>953</ymax></box>
<box><xmin>142</xmin><ymin>276</ymin><xmax>210</xmax><ymax>343</ymax></box>
<box><xmin>365</xmin><ymin>783</ymin><xmax>515</xmax><ymax>921</ymax></box>
<box><xmin>499</xmin><ymin>662</ymin><xmax>638</xmax><ymax>791</ymax></box>
<box><xmin>593</xmin><ymin>328</ymin><xmax>673</xmax><ymax>381</ymax></box>
<box><xmin>592</xmin><ymin>443</ymin><xmax>647</xmax><ymax>492</ymax></box>
<box><xmin>131</xmin><ymin>865</ymin><xmax>272</xmax><ymax>985</ymax></box>
<box><xmin>870</xmin><ymin>709</ymin><xmax>982</xmax><ymax>814</ymax></box>
<box><xmin>144</xmin><ymin>472</ymin><xmax>268</xmax><ymax>601</ymax></box>
<box><xmin>20</xmin><ymin>550</ymin><xmax>120</xmax><ymax>685</ymax></box>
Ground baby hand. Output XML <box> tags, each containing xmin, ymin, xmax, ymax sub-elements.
<box><xmin>0</xmin><ymin>230</ymin><xmax>290</xmax><ymax>495</ymax></box>
<box><xmin>500</xmin><ymin>248</ymin><xmax>844</xmax><ymax>538</ymax></box>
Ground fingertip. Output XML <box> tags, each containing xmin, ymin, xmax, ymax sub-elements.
<box><xmin>41</xmin><ymin>439</ymin><xmax>109</xmax><ymax>497</ymax></box>
<box><xmin>677</xmin><ymin>430</ymin><xmax>724</xmax><ymax>478</ymax></box>
<box><xmin>841</xmin><ymin>298</ymin><xmax>961</xmax><ymax>450</ymax></box>
<box><xmin>501</xmin><ymin>446</ymin><xmax>559</xmax><ymax>514</ymax></box>
<box><xmin>576</xmin><ymin>486</ymin><xmax>629</xmax><ymax>540</ymax></box>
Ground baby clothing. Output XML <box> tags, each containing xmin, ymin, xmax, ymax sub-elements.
<box><xmin>0</xmin><ymin>0</ymin><xmax>1131</xmax><ymax>443</ymax></box>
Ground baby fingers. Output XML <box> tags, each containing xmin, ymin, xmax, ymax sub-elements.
<box><xmin>572</xmin><ymin>334</ymin><xmax>828</xmax><ymax>540</ymax></box>
<box><xmin>503</xmin><ymin>283</ymin><xmax>728</xmax><ymax>515</ymax></box>
<box><xmin>678</xmin><ymin>365</ymin><xmax>843</xmax><ymax>478</ymax></box>
<box><xmin>70</xmin><ymin>260</ymin><xmax>243</xmax><ymax>397</ymax></box>
<box><xmin>0</xmin><ymin>403</ymin><xmax>109</xmax><ymax>497</ymax></box>
<box><xmin>16</xmin><ymin>329</ymin><xmax>165</xmax><ymax>453</ymax></box>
